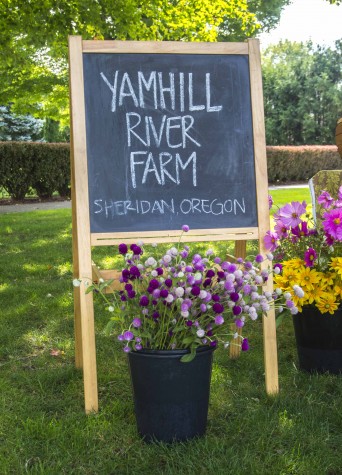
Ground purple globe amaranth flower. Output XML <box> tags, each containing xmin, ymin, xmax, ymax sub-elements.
<box><xmin>186</xmin><ymin>320</ymin><xmax>193</xmax><ymax>326</ymax></box>
<box><xmin>241</xmin><ymin>338</ymin><xmax>249</xmax><ymax>351</ymax></box>
<box><xmin>123</xmin><ymin>331</ymin><xmax>134</xmax><ymax>341</ymax></box>
<box><xmin>125</xmin><ymin>283</ymin><xmax>133</xmax><ymax>292</ymax></box>
<box><xmin>148</xmin><ymin>279</ymin><xmax>159</xmax><ymax>290</ymax></box>
<box><xmin>213</xmin><ymin>302</ymin><xmax>224</xmax><ymax>314</ymax></box>
<box><xmin>304</xmin><ymin>247</ymin><xmax>317</xmax><ymax>267</ymax></box>
<box><xmin>160</xmin><ymin>289</ymin><xmax>169</xmax><ymax>298</ymax></box>
<box><xmin>235</xmin><ymin>318</ymin><xmax>244</xmax><ymax>328</ymax></box>
<box><xmin>217</xmin><ymin>271</ymin><xmax>225</xmax><ymax>280</ymax></box>
<box><xmin>132</xmin><ymin>318</ymin><xmax>141</xmax><ymax>328</ymax></box>
<box><xmin>182</xmin><ymin>224</ymin><xmax>190</xmax><ymax>232</ymax></box>
<box><xmin>127</xmin><ymin>290</ymin><xmax>136</xmax><ymax>299</ymax></box>
<box><xmin>233</xmin><ymin>305</ymin><xmax>242</xmax><ymax>316</ymax></box>
<box><xmin>164</xmin><ymin>278</ymin><xmax>173</xmax><ymax>288</ymax></box>
<box><xmin>226</xmin><ymin>263</ymin><xmax>237</xmax><ymax>273</ymax></box>
<box><xmin>230</xmin><ymin>292</ymin><xmax>240</xmax><ymax>302</ymax></box>
<box><xmin>152</xmin><ymin>311</ymin><xmax>160</xmax><ymax>319</ymax></box>
<box><xmin>191</xmin><ymin>285</ymin><xmax>201</xmax><ymax>296</ymax></box>
<box><xmin>130</xmin><ymin>266</ymin><xmax>141</xmax><ymax>279</ymax></box>
<box><xmin>255</xmin><ymin>254</ymin><xmax>264</xmax><ymax>263</ymax></box>
<box><xmin>118</xmin><ymin>243</ymin><xmax>128</xmax><ymax>255</ymax></box>
<box><xmin>130</xmin><ymin>244</ymin><xmax>142</xmax><ymax>255</ymax></box>
<box><xmin>139</xmin><ymin>295</ymin><xmax>149</xmax><ymax>307</ymax></box>
<box><xmin>203</xmin><ymin>278</ymin><xmax>212</xmax><ymax>288</ymax></box>
<box><xmin>156</xmin><ymin>267</ymin><xmax>163</xmax><ymax>275</ymax></box>
<box><xmin>214</xmin><ymin>315</ymin><xmax>224</xmax><ymax>325</ymax></box>
<box><xmin>210</xmin><ymin>340</ymin><xmax>217</xmax><ymax>348</ymax></box>
<box><xmin>135</xmin><ymin>344</ymin><xmax>142</xmax><ymax>351</ymax></box>
<box><xmin>212</xmin><ymin>294</ymin><xmax>221</xmax><ymax>302</ymax></box>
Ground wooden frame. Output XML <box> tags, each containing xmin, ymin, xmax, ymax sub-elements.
<box><xmin>69</xmin><ymin>36</ymin><xmax>278</xmax><ymax>413</ymax></box>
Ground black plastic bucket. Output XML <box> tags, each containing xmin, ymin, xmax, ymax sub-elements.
<box><xmin>292</xmin><ymin>305</ymin><xmax>342</xmax><ymax>374</ymax></box>
<box><xmin>128</xmin><ymin>346</ymin><xmax>215</xmax><ymax>443</ymax></box>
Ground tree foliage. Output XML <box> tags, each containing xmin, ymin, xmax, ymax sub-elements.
<box><xmin>262</xmin><ymin>40</ymin><xmax>342</xmax><ymax>145</ymax></box>
<box><xmin>0</xmin><ymin>105</ymin><xmax>44</xmax><ymax>141</ymax></box>
<box><xmin>0</xmin><ymin>0</ymin><xmax>289</xmax><ymax>124</ymax></box>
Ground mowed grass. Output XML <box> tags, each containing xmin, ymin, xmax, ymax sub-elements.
<box><xmin>1</xmin><ymin>187</ymin><xmax>342</xmax><ymax>475</ymax></box>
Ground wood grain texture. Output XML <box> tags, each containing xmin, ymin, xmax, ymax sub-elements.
<box><xmin>248</xmin><ymin>38</ymin><xmax>279</xmax><ymax>395</ymax></box>
<box><xmin>82</xmin><ymin>40</ymin><xmax>248</xmax><ymax>55</ymax></box>
<box><xmin>69</xmin><ymin>35</ymin><xmax>99</xmax><ymax>413</ymax></box>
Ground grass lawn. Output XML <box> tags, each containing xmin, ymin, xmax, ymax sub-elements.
<box><xmin>1</xmin><ymin>187</ymin><xmax>342</xmax><ymax>475</ymax></box>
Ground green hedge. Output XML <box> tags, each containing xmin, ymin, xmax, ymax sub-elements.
<box><xmin>0</xmin><ymin>142</ymin><xmax>70</xmax><ymax>200</ymax></box>
<box><xmin>267</xmin><ymin>145</ymin><xmax>342</xmax><ymax>183</ymax></box>
<box><xmin>0</xmin><ymin>142</ymin><xmax>341</xmax><ymax>200</ymax></box>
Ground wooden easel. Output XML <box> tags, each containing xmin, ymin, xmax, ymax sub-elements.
<box><xmin>69</xmin><ymin>36</ymin><xmax>279</xmax><ymax>413</ymax></box>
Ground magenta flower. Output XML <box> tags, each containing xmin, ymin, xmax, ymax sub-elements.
<box><xmin>278</xmin><ymin>201</ymin><xmax>306</xmax><ymax>228</ymax></box>
<box><xmin>291</xmin><ymin>221</ymin><xmax>309</xmax><ymax>238</ymax></box>
<box><xmin>322</xmin><ymin>208</ymin><xmax>342</xmax><ymax>240</ymax></box>
<box><xmin>264</xmin><ymin>231</ymin><xmax>279</xmax><ymax>252</ymax></box>
<box><xmin>182</xmin><ymin>224</ymin><xmax>190</xmax><ymax>232</ymax></box>
<box><xmin>214</xmin><ymin>315</ymin><xmax>224</xmax><ymax>325</ymax></box>
<box><xmin>132</xmin><ymin>318</ymin><xmax>141</xmax><ymax>328</ymax></box>
<box><xmin>304</xmin><ymin>248</ymin><xmax>317</xmax><ymax>267</ymax></box>
<box><xmin>317</xmin><ymin>190</ymin><xmax>334</xmax><ymax>209</ymax></box>
<box><xmin>123</xmin><ymin>331</ymin><xmax>134</xmax><ymax>341</ymax></box>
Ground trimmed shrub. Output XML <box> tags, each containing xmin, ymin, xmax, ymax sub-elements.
<box><xmin>0</xmin><ymin>142</ymin><xmax>70</xmax><ymax>200</ymax></box>
<box><xmin>267</xmin><ymin>145</ymin><xmax>342</xmax><ymax>183</ymax></box>
<box><xmin>31</xmin><ymin>143</ymin><xmax>70</xmax><ymax>198</ymax></box>
<box><xmin>0</xmin><ymin>142</ymin><xmax>36</xmax><ymax>200</ymax></box>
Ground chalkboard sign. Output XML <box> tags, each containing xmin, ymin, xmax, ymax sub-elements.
<box><xmin>69</xmin><ymin>38</ymin><xmax>278</xmax><ymax>413</ymax></box>
<box><xmin>83</xmin><ymin>53</ymin><xmax>258</xmax><ymax>233</ymax></box>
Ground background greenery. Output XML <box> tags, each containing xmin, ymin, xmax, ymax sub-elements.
<box><xmin>1</xmin><ymin>0</ymin><xmax>341</xmax><ymax>145</ymax></box>
<box><xmin>2</xmin><ymin>188</ymin><xmax>342</xmax><ymax>475</ymax></box>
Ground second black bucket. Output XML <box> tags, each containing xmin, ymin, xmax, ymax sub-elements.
<box><xmin>128</xmin><ymin>346</ymin><xmax>215</xmax><ymax>443</ymax></box>
<box><xmin>292</xmin><ymin>305</ymin><xmax>342</xmax><ymax>374</ymax></box>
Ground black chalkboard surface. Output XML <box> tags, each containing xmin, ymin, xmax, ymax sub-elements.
<box><xmin>83</xmin><ymin>53</ymin><xmax>257</xmax><ymax>233</ymax></box>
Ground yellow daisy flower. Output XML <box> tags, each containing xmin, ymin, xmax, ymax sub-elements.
<box><xmin>330</xmin><ymin>257</ymin><xmax>342</xmax><ymax>277</ymax></box>
<box><xmin>297</xmin><ymin>267</ymin><xmax>321</xmax><ymax>291</ymax></box>
<box><xmin>316</xmin><ymin>294</ymin><xmax>339</xmax><ymax>315</ymax></box>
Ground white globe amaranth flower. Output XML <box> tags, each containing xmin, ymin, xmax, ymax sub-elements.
<box><xmin>196</xmin><ymin>329</ymin><xmax>205</xmax><ymax>338</ymax></box>
<box><xmin>151</xmin><ymin>270</ymin><xmax>158</xmax><ymax>277</ymax></box>
<box><xmin>275</xmin><ymin>287</ymin><xmax>282</xmax><ymax>295</ymax></box>
<box><xmin>108</xmin><ymin>306</ymin><xmax>115</xmax><ymax>312</ymax></box>
<box><xmin>199</xmin><ymin>290</ymin><xmax>207</xmax><ymax>299</ymax></box>
<box><xmin>284</xmin><ymin>292</ymin><xmax>292</xmax><ymax>300</ymax></box>
<box><xmin>181</xmin><ymin>311</ymin><xmax>189</xmax><ymax>318</ymax></box>
<box><xmin>175</xmin><ymin>287</ymin><xmax>185</xmax><ymax>298</ymax></box>
<box><xmin>178</xmin><ymin>271</ymin><xmax>185</xmax><ymax>278</ymax></box>
<box><xmin>99</xmin><ymin>278</ymin><xmax>104</xmax><ymax>283</ymax></box>
<box><xmin>194</xmin><ymin>272</ymin><xmax>202</xmax><ymax>281</ymax></box>
<box><xmin>73</xmin><ymin>278</ymin><xmax>81</xmax><ymax>287</ymax></box>
<box><xmin>145</xmin><ymin>257</ymin><xmax>157</xmax><ymax>267</ymax></box>
<box><xmin>163</xmin><ymin>254</ymin><xmax>172</xmax><ymax>263</ymax></box>
<box><xmin>274</xmin><ymin>266</ymin><xmax>281</xmax><ymax>275</ymax></box>
<box><xmin>266</xmin><ymin>253</ymin><xmax>274</xmax><ymax>261</ymax></box>
<box><xmin>165</xmin><ymin>294</ymin><xmax>174</xmax><ymax>303</ymax></box>
<box><xmin>290</xmin><ymin>306</ymin><xmax>299</xmax><ymax>315</ymax></box>
<box><xmin>278</xmin><ymin>306</ymin><xmax>284</xmax><ymax>313</ymax></box>
<box><xmin>234</xmin><ymin>270</ymin><xmax>243</xmax><ymax>278</ymax></box>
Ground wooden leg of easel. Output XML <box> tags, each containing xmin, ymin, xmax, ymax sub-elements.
<box><xmin>79</xmin><ymin>286</ymin><xmax>98</xmax><ymax>413</ymax></box>
<box><xmin>263</xmin><ymin>307</ymin><xmax>279</xmax><ymax>394</ymax></box>
<box><xmin>229</xmin><ymin>240</ymin><xmax>247</xmax><ymax>359</ymax></box>
<box><xmin>73</xmin><ymin>285</ymin><xmax>83</xmax><ymax>368</ymax></box>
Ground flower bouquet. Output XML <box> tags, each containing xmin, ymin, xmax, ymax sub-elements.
<box><xmin>86</xmin><ymin>225</ymin><xmax>292</xmax><ymax>362</ymax></box>
<box><xmin>265</xmin><ymin>188</ymin><xmax>342</xmax><ymax>374</ymax></box>
<box><xmin>265</xmin><ymin>188</ymin><xmax>342</xmax><ymax>316</ymax></box>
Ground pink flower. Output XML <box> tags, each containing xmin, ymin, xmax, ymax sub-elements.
<box><xmin>304</xmin><ymin>248</ymin><xmax>317</xmax><ymax>267</ymax></box>
<box><xmin>274</xmin><ymin>220</ymin><xmax>288</xmax><ymax>238</ymax></box>
<box><xmin>278</xmin><ymin>201</ymin><xmax>306</xmax><ymax>228</ymax></box>
<box><xmin>322</xmin><ymin>208</ymin><xmax>342</xmax><ymax>240</ymax></box>
<box><xmin>264</xmin><ymin>231</ymin><xmax>279</xmax><ymax>252</ymax></box>
<box><xmin>317</xmin><ymin>191</ymin><xmax>334</xmax><ymax>209</ymax></box>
